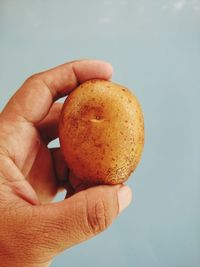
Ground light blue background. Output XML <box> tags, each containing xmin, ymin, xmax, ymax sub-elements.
<box><xmin>0</xmin><ymin>0</ymin><xmax>200</xmax><ymax>266</ymax></box>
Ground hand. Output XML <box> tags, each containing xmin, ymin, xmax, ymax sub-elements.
<box><xmin>0</xmin><ymin>60</ymin><xmax>132</xmax><ymax>267</ymax></box>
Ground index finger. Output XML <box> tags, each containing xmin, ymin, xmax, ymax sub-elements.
<box><xmin>1</xmin><ymin>60</ymin><xmax>113</xmax><ymax>124</ymax></box>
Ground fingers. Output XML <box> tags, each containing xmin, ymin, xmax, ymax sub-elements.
<box><xmin>37</xmin><ymin>102</ymin><xmax>63</xmax><ymax>144</ymax></box>
<box><xmin>27</xmin><ymin>144</ymin><xmax>59</xmax><ymax>204</ymax></box>
<box><xmin>50</xmin><ymin>147</ymin><xmax>69</xmax><ymax>182</ymax></box>
<box><xmin>50</xmin><ymin>147</ymin><xmax>75</xmax><ymax>196</ymax></box>
<box><xmin>2</xmin><ymin>60</ymin><xmax>113</xmax><ymax>124</ymax></box>
<box><xmin>33</xmin><ymin>185</ymin><xmax>132</xmax><ymax>255</ymax></box>
<box><xmin>0</xmin><ymin>154</ymin><xmax>40</xmax><ymax>205</ymax></box>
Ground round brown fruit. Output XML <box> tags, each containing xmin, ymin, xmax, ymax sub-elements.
<box><xmin>59</xmin><ymin>79</ymin><xmax>144</xmax><ymax>188</ymax></box>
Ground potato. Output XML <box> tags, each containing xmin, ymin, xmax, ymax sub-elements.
<box><xmin>59</xmin><ymin>79</ymin><xmax>144</xmax><ymax>187</ymax></box>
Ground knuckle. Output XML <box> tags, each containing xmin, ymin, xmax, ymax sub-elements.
<box><xmin>85</xmin><ymin>196</ymin><xmax>108</xmax><ymax>235</ymax></box>
<box><xmin>25</xmin><ymin>73</ymin><xmax>42</xmax><ymax>85</ymax></box>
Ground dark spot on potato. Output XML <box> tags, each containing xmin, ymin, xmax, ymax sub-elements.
<box><xmin>95</xmin><ymin>143</ymin><xmax>102</xmax><ymax>148</ymax></box>
<box><xmin>70</xmin><ymin>117</ymin><xmax>79</xmax><ymax>129</ymax></box>
<box><xmin>95</xmin><ymin>115</ymin><xmax>101</xmax><ymax>120</ymax></box>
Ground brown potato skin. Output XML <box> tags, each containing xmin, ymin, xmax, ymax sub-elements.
<box><xmin>59</xmin><ymin>79</ymin><xmax>144</xmax><ymax>187</ymax></box>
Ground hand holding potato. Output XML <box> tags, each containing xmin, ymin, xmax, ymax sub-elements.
<box><xmin>0</xmin><ymin>60</ymin><xmax>132</xmax><ymax>267</ymax></box>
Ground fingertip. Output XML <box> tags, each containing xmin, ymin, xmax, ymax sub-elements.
<box><xmin>97</xmin><ymin>60</ymin><xmax>113</xmax><ymax>79</ymax></box>
<box><xmin>103</xmin><ymin>61</ymin><xmax>114</xmax><ymax>79</ymax></box>
<box><xmin>74</xmin><ymin>59</ymin><xmax>114</xmax><ymax>83</ymax></box>
<box><xmin>118</xmin><ymin>185</ymin><xmax>132</xmax><ymax>214</ymax></box>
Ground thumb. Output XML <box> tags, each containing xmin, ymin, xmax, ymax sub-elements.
<box><xmin>34</xmin><ymin>184</ymin><xmax>132</xmax><ymax>256</ymax></box>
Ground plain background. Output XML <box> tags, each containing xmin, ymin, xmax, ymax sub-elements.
<box><xmin>0</xmin><ymin>0</ymin><xmax>200</xmax><ymax>266</ymax></box>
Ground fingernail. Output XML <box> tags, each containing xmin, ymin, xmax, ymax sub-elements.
<box><xmin>118</xmin><ymin>185</ymin><xmax>132</xmax><ymax>213</ymax></box>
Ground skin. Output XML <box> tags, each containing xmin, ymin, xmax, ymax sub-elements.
<box><xmin>0</xmin><ymin>60</ymin><xmax>132</xmax><ymax>267</ymax></box>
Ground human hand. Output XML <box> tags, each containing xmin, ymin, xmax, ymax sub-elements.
<box><xmin>0</xmin><ymin>60</ymin><xmax>132</xmax><ymax>267</ymax></box>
